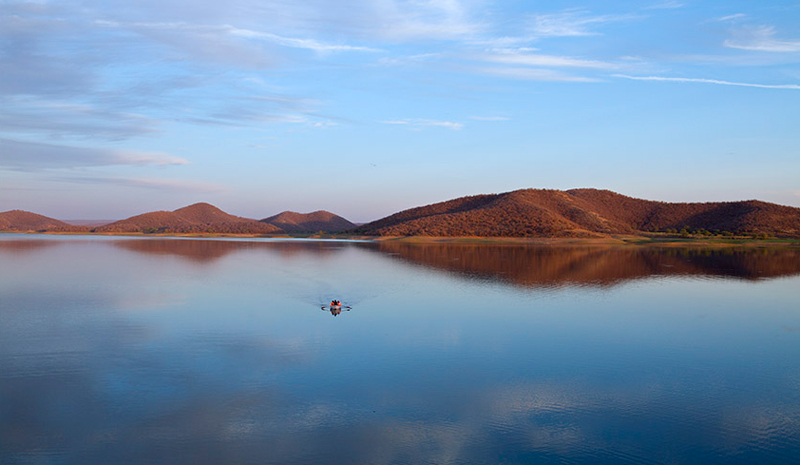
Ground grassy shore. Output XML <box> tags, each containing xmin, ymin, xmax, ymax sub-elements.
<box><xmin>365</xmin><ymin>235</ymin><xmax>800</xmax><ymax>247</ymax></box>
<box><xmin>3</xmin><ymin>230</ymin><xmax>800</xmax><ymax>247</ymax></box>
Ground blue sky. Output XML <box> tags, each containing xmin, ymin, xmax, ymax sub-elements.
<box><xmin>1</xmin><ymin>0</ymin><xmax>798</xmax><ymax>222</ymax></box>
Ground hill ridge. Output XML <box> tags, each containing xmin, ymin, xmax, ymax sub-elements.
<box><xmin>95</xmin><ymin>203</ymin><xmax>282</xmax><ymax>234</ymax></box>
<box><xmin>356</xmin><ymin>188</ymin><xmax>800</xmax><ymax>238</ymax></box>
<box><xmin>0</xmin><ymin>210</ymin><xmax>89</xmax><ymax>232</ymax></box>
<box><xmin>3</xmin><ymin>189</ymin><xmax>799</xmax><ymax>237</ymax></box>
<box><xmin>261</xmin><ymin>210</ymin><xmax>356</xmax><ymax>232</ymax></box>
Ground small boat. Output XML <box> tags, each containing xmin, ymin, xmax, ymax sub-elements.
<box><xmin>321</xmin><ymin>301</ymin><xmax>351</xmax><ymax>312</ymax></box>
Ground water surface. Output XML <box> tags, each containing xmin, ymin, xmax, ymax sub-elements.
<box><xmin>1</xmin><ymin>235</ymin><xmax>799</xmax><ymax>464</ymax></box>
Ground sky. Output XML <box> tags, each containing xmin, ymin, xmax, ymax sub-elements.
<box><xmin>1</xmin><ymin>0</ymin><xmax>799</xmax><ymax>222</ymax></box>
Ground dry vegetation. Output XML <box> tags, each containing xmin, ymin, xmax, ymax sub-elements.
<box><xmin>356</xmin><ymin>189</ymin><xmax>800</xmax><ymax>238</ymax></box>
<box><xmin>261</xmin><ymin>210</ymin><xmax>356</xmax><ymax>232</ymax></box>
<box><xmin>3</xmin><ymin>189</ymin><xmax>799</xmax><ymax>238</ymax></box>
<box><xmin>94</xmin><ymin>203</ymin><xmax>282</xmax><ymax>234</ymax></box>
<box><xmin>0</xmin><ymin>210</ymin><xmax>89</xmax><ymax>233</ymax></box>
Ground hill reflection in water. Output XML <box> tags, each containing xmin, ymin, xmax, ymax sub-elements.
<box><xmin>110</xmin><ymin>238</ymin><xmax>347</xmax><ymax>263</ymax></box>
<box><xmin>0</xmin><ymin>238</ymin><xmax>800</xmax><ymax>288</ymax></box>
<box><xmin>366</xmin><ymin>242</ymin><xmax>800</xmax><ymax>288</ymax></box>
<box><xmin>109</xmin><ymin>239</ymin><xmax>800</xmax><ymax>287</ymax></box>
<box><xmin>5</xmin><ymin>236</ymin><xmax>797</xmax><ymax>288</ymax></box>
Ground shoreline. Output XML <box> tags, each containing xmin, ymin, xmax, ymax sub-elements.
<box><xmin>2</xmin><ymin>230</ymin><xmax>799</xmax><ymax>247</ymax></box>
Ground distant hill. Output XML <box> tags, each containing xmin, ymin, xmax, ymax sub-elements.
<box><xmin>261</xmin><ymin>210</ymin><xmax>356</xmax><ymax>233</ymax></box>
<box><xmin>95</xmin><ymin>202</ymin><xmax>282</xmax><ymax>234</ymax></box>
<box><xmin>0</xmin><ymin>210</ymin><xmax>89</xmax><ymax>232</ymax></box>
<box><xmin>356</xmin><ymin>188</ymin><xmax>800</xmax><ymax>238</ymax></box>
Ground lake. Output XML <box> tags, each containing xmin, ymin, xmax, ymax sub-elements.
<box><xmin>1</xmin><ymin>235</ymin><xmax>799</xmax><ymax>464</ymax></box>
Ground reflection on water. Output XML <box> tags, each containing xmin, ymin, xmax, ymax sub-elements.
<box><xmin>0</xmin><ymin>238</ymin><xmax>61</xmax><ymax>255</ymax></box>
<box><xmin>369</xmin><ymin>242</ymin><xmax>800</xmax><ymax>288</ymax></box>
<box><xmin>4</xmin><ymin>237</ymin><xmax>794</xmax><ymax>287</ymax></box>
<box><xmin>111</xmin><ymin>238</ymin><xmax>347</xmax><ymax>263</ymax></box>
<box><xmin>1</xmin><ymin>236</ymin><xmax>799</xmax><ymax>464</ymax></box>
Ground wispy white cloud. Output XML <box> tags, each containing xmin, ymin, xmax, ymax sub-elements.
<box><xmin>370</xmin><ymin>0</ymin><xmax>484</xmax><ymax>40</ymax></box>
<box><xmin>716</xmin><ymin>14</ymin><xmax>747</xmax><ymax>23</ymax></box>
<box><xmin>0</xmin><ymin>138</ymin><xmax>189</xmax><ymax>171</ymax></box>
<box><xmin>472</xmin><ymin>47</ymin><xmax>615</xmax><ymax>84</ymax></box>
<box><xmin>382</xmin><ymin>119</ymin><xmax>463</xmax><ymax>130</ymax></box>
<box><xmin>311</xmin><ymin>121</ymin><xmax>338</xmax><ymax>129</ymax></box>
<box><xmin>614</xmin><ymin>74</ymin><xmax>800</xmax><ymax>90</ymax></box>
<box><xmin>480</xmin><ymin>67</ymin><xmax>599</xmax><ymax>82</ymax></box>
<box><xmin>377</xmin><ymin>53</ymin><xmax>442</xmax><ymax>67</ymax></box>
<box><xmin>470</xmin><ymin>116</ymin><xmax>510</xmax><ymax>121</ymax></box>
<box><xmin>225</xmin><ymin>25</ymin><xmax>380</xmax><ymax>53</ymax></box>
<box><xmin>52</xmin><ymin>176</ymin><xmax>224</xmax><ymax>193</ymax></box>
<box><xmin>724</xmin><ymin>25</ymin><xmax>800</xmax><ymax>52</ymax></box>
<box><xmin>481</xmin><ymin>49</ymin><xmax>616</xmax><ymax>69</ymax></box>
<box><xmin>528</xmin><ymin>10</ymin><xmax>639</xmax><ymax>38</ymax></box>
<box><xmin>0</xmin><ymin>96</ymin><xmax>161</xmax><ymax>141</ymax></box>
<box><xmin>96</xmin><ymin>20</ymin><xmax>379</xmax><ymax>54</ymax></box>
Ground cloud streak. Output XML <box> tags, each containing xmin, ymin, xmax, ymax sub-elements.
<box><xmin>0</xmin><ymin>97</ymin><xmax>161</xmax><ymax>141</ymax></box>
<box><xmin>470</xmin><ymin>116</ymin><xmax>510</xmax><ymax>121</ymax></box>
<box><xmin>481</xmin><ymin>67</ymin><xmax>599</xmax><ymax>82</ymax></box>
<box><xmin>51</xmin><ymin>176</ymin><xmax>223</xmax><ymax>193</ymax></box>
<box><xmin>614</xmin><ymin>74</ymin><xmax>800</xmax><ymax>90</ymax></box>
<box><xmin>716</xmin><ymin>14</ymin><xmax>747</xmax><ymax>23</ymax></box>
<box><xmin>0</xmin><ymin>138</ymin><xmax>189</xmax><ymax>171</ymax></box>
<box><xmin>724</xmin><ymin>26</ymin><xmax>800</xmax><ymax>53</ymax></box>
<box><xmin>96</xmin><ymin>20</ymin><xmax>380</xmax><ymax>54</ymax></box>
<box><xmin>481</xmin><ymin>49</ymin><xmax>615</xmax><ymax>69</ymax></box>
<box><xmin>528</xmin><ymin>10</ymin><xmax>638</xmax><ymax>38</ymax></box>
<box><xmin>382</xmin><ymin>119</ymin><xmax>463</xmax><ymax>130</ymax></box>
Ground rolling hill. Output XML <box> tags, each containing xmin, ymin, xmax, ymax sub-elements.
<box><xmin>261</xmin><ymin>210</ymin><xmax>356</xmax><ymax>232</ymax></box>
<box><xmin>0</xmin><ymin>210</ymin><xmax>89</xmax><ymax>232</ymax></box>
<box><xmin>94</xmin><ymin>202</ymin><xmax>283</xmax><ymax>234</ymax></box>
<box><xmin>355</xmin><ymin>188</ymin><xmax>800</xmax><ymax>238</ymax></box>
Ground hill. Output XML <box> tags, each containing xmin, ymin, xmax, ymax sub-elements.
<box><xmin>261</xmin><ymin>210</ymin><xmax>356</xmax><ymax>232</ymax></box>
<box><xmin>0</xmin><ymin>210</ymin><xmax>89</xmax><ymax>232</ymax></box>
<box><xmin>95</xmin><ymin>202</ymin><xmax>282</xmax><ymax>235</ymax></box>
<box><xmin>355</xmin><ymin>189</ymin><xmax>800</xmax><ymax>238</ymax></box>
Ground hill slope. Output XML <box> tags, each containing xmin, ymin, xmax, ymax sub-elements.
<box><xmin>95</xmin><ymin>203</ymin><xmax>282</xmax><ymax>234</ymax></box>
<box><xmin>0</xmin><ymin>210</ymin><xmax>89</xmax><ymax>232</ymax></box>
<box><xmin>356</xmin><ymin>189</ymin><xmax>800</xmax><ymax>238</ymax></box>
<box><xmin>261</xmin><ymin>210</ymin><xmax>356</xmax><ymax>232</ymax></box>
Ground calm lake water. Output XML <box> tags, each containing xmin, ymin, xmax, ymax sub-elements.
<box><xmin>2</xmin><ymin>235</ymin><xmax>799</xmax><ymax>464</ymax></box>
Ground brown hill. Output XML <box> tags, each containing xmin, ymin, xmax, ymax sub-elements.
<box><xmin>0</xmin><ymin>210</ymin><xmax>89</xmax><ymax>232</ymax></box>
<box><xmin>95</xmin><ymin>202</ymin><xmax>282</xmax><ymax>234</ymax></box>
<box><xmin>261</xmin><ymin>210</ymin><xmax>356</xmax><ymax>232</ymax></box>
<box><xmin>356</xmin><ymin>188</ymin><xmax>800</xmax><ymax>238</ymax></box>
